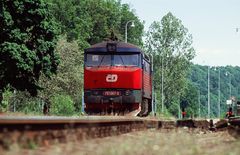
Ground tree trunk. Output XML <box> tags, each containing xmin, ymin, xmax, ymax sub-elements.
<box><xmin>43</xmin><ymin>98</ymin><xmax>50</xmax><ymax>115</ymax></box>
<box><xmin>0</xmin><ymin>90</ymin><xmax>3</xmax><ymax>112</ymax></box>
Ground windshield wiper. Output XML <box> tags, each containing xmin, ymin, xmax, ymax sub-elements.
<box><xmin>114</xmin><ymin>55</ymin><xmax>126</xmax><ymax>67</ymax></box>
<box><xmin>120</xmin><ymin>55</ymin><xmax>125</xmax><ymax>66</ymax></box>
<box><xmin>97</xmin><ymin>55</ymin><xmax>105</xmax><ymax>67</ymax></box>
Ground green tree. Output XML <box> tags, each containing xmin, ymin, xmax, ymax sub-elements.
<box><xmin>46</xmin><ymin>0</ymin><xmax>144</xmax><ymax>47</ymax></box>
<box><xmin>180</xmin><ymin>81</ymin><xmax>198</xmax><ymax>117</ymax></box>
<box><xmin>39</xmin><ymin>37</ymin><xmax>84</xmax><ymax>111</ymax></box>
<box><xmin>50</xmin><ymin>94</ymin><xmax>75</xmax><ymax>116</ymax></box>
<box><xmin>119</xmin><ymin>3</ymin><xmax>144</xmax><ymax>46</ymax></box>
<box><xmin>0</xmin><ymin>0</ymin><xmax>59</xmax><ymax>105</ymax></box>
<box><xmin>46</xmin><ymin>0</ymin><xmax>92</xmax><ymax>48</ymax></box>
<box><xmin>188</xmin><ymin>65</ymin><xmax>240</xmax><ymax>118</ymax></box>
<box><xmin>145</xmin><ymin>12</ymin><xmax>195</xmax><ymax>115</ymax></box>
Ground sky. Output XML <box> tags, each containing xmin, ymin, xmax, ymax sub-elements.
<box><xmin>121</xmin><ymin>0</ymin><xmax>240</xmax><ymax>66</ymax></box>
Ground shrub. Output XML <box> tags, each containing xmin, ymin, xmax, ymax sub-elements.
<box><xmin>8</xmin><ymin>91</ymin><xmax>43</xmax><ymax>114</ymax></box>
<box><xmin>1</xmin><ymin>90</ymin><xmax>13</xmax><ymax>112</ymax></box>
<box><xmin>50</xmin><ymin>94</ymin><xmax>75</xmax><ymax>116</ymax></box>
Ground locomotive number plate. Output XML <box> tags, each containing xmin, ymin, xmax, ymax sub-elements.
<box><xmin>103</xmin><ymin>91</ymin><xmax>121</xmax><ymax>96</ymax></box>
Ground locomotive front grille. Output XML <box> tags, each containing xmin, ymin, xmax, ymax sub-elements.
<box><xmin>84</xmin><ymin>89</ymin><xmax>141</xmax><ymax>104</ymax></box>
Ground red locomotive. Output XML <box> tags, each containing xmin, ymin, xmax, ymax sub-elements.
<box><xmin>84</xmin><ymin>41</ymin><xmax>152</xmax><ymax>116</ymax></box>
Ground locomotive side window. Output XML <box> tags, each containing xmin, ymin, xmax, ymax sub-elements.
<box><xmin>143</xmin><ymin>60</ymin><xmax>150</xmax><ymax>73</ymax></box>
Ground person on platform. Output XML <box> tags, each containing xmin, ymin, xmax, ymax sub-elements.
<box><xmin>226</xmin><ymin>107</ymin><xmax>234</xmax><ymax>118</ymax></box>
<box><xmin>182</xmin><ymin>108</ymin><xmax>186</xmax><ymax>119</ymax></box>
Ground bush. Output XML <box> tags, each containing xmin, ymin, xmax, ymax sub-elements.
<box><xmin>1</xmin><ymin>90</ymin><xmax>13</xmax><ymax>112</ymax></box>
<box><xmin>8</xmin><ymin>91</ymin><xmax>43</xmax><ymax>114</ymax></box>
<box><xmin>50</xmin><ymin>94</ymin><xmax>75</xmax><ymax>116</ymax></box>
<box><xmin>20</xmin><ymin>99</ymin><xmax>43</xmax><ymax>114</ymax></box>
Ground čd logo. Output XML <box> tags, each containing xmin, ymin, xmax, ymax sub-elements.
<box><xmin>106</xmin><ymin>74</ymin><xmax>118</xmax><ymax>82</ymax></box>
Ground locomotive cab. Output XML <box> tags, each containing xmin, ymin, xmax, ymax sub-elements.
<box><xmin>84</xmin><ymin>41</ymin><xmax>152</xmax><ymax>116</ymax></box>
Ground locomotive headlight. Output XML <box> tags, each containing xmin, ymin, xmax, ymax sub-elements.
<box><xmin>125</xmin><ymin>90</ymin><xmax>131</xmax><ymax>96</ymax></box>
<box><xmin>107</xmin><ymin>42</ymin><xmax>117</xmax><ymax>52</ymax></box>
<box><xmin>92</xmin><ymin>91</ymin><xmax>99</xmax><ymax>95</ymax></box>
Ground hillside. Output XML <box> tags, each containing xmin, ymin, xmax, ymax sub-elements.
<box><xmin>188</xmin><ymin>64</ymin><xmax>240</xmax><ymax>117</ymax></box>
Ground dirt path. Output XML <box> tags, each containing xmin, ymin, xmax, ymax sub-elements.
<box><xmin>3</xmin><ymin>129</ymin><xmax>240</xmax><ymax>155</ymax></box>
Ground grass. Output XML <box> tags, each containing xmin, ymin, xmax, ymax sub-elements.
<box><xmin>76</xmin><ymin>129</ymin><xmax>240</xmax><ymax>155</ymax></box>
<box><xmin>3</xmin><ymin>129</ymin><xmax>240</xmax><ymax>155</ymax></box>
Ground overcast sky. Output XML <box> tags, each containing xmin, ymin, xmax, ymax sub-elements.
<box><xmin>121</xmin><ymin>0</ymin><xmax>240</xmax><ymax>66</ymax></box>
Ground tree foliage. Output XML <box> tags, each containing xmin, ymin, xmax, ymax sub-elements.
<box><xmin>145</xmin><ymin>12</ymin><xmax>195</xmax><ymax>116</ymax></box>
<box><xmin>46</xmin><ymin>0</ymin><xmax>144</xmax><ymax>47</ymax></box>
<box><xmin>180</xmin><ymin>81</ymin><xmax>198</xmax><ymax>117</ymax></box>
<box><xmin>50</xmin><ymin>94</ymin><xmax>75</xmax><ymax>116</ymax></box>
<box><xmin>39</xmin><ymin>37</ymin><xmax>84</xmax><ymax>111</ymax></box>
<box><xmin>0</xmin><ymin>0</ymin><xmax>59</xmax><ymax>99</ymax></box>
<box><xmin>188</xmin><ymin>65</ymin><xmax>240</xmax><ymax>118</ymax></box>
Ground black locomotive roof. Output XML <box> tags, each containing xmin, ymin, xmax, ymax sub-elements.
<box><xmin>85</xmin><ymin>41</ymin><xmax>143</xmax><ymax>53</ymax></box>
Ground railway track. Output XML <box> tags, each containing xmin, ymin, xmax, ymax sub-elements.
<box><xmin>0</xmin><ymin>116</ymin><xmax>159</xmax><ymax>150</ymax></box>
<box><xmin>228</xmin><ymin>117</ymin><xmax>240</xmax><ymax>138</ymax></box>
<box><xmin>0</xmin><ymin>116</ymin><xmax>219</xmax><ymax>151</ymax></box>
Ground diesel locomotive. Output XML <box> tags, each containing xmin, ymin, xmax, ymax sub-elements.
<box><xmin>84</xmin><ymin>41</ymin><xmax>152</xmax><ymax>116</ymax></box>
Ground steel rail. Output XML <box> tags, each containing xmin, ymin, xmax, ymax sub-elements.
<box><xmin>0</xmin><ymin>116</ymin><xmax>160</xmax><ymax>150</ymax></box>
<box><xmin>227</xmin><ymin>117</ymin><xmax>240</xmax><ymax>138</ymax></box>
<box><xmin>0</xmin><ymin>116</ymin><xmax>211</xmax><ymax>150</ymax></box>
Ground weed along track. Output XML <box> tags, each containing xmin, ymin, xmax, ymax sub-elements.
<box><xmin>1</xmin><ymin>116</ymin><xmax>240</xmax><ymax>154</ymax></box>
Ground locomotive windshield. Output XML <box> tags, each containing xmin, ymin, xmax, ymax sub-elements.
<box><xmin>85</xmin><ymin>54</ymin><xmax>140</xmax><ymax>67</ymax></box>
